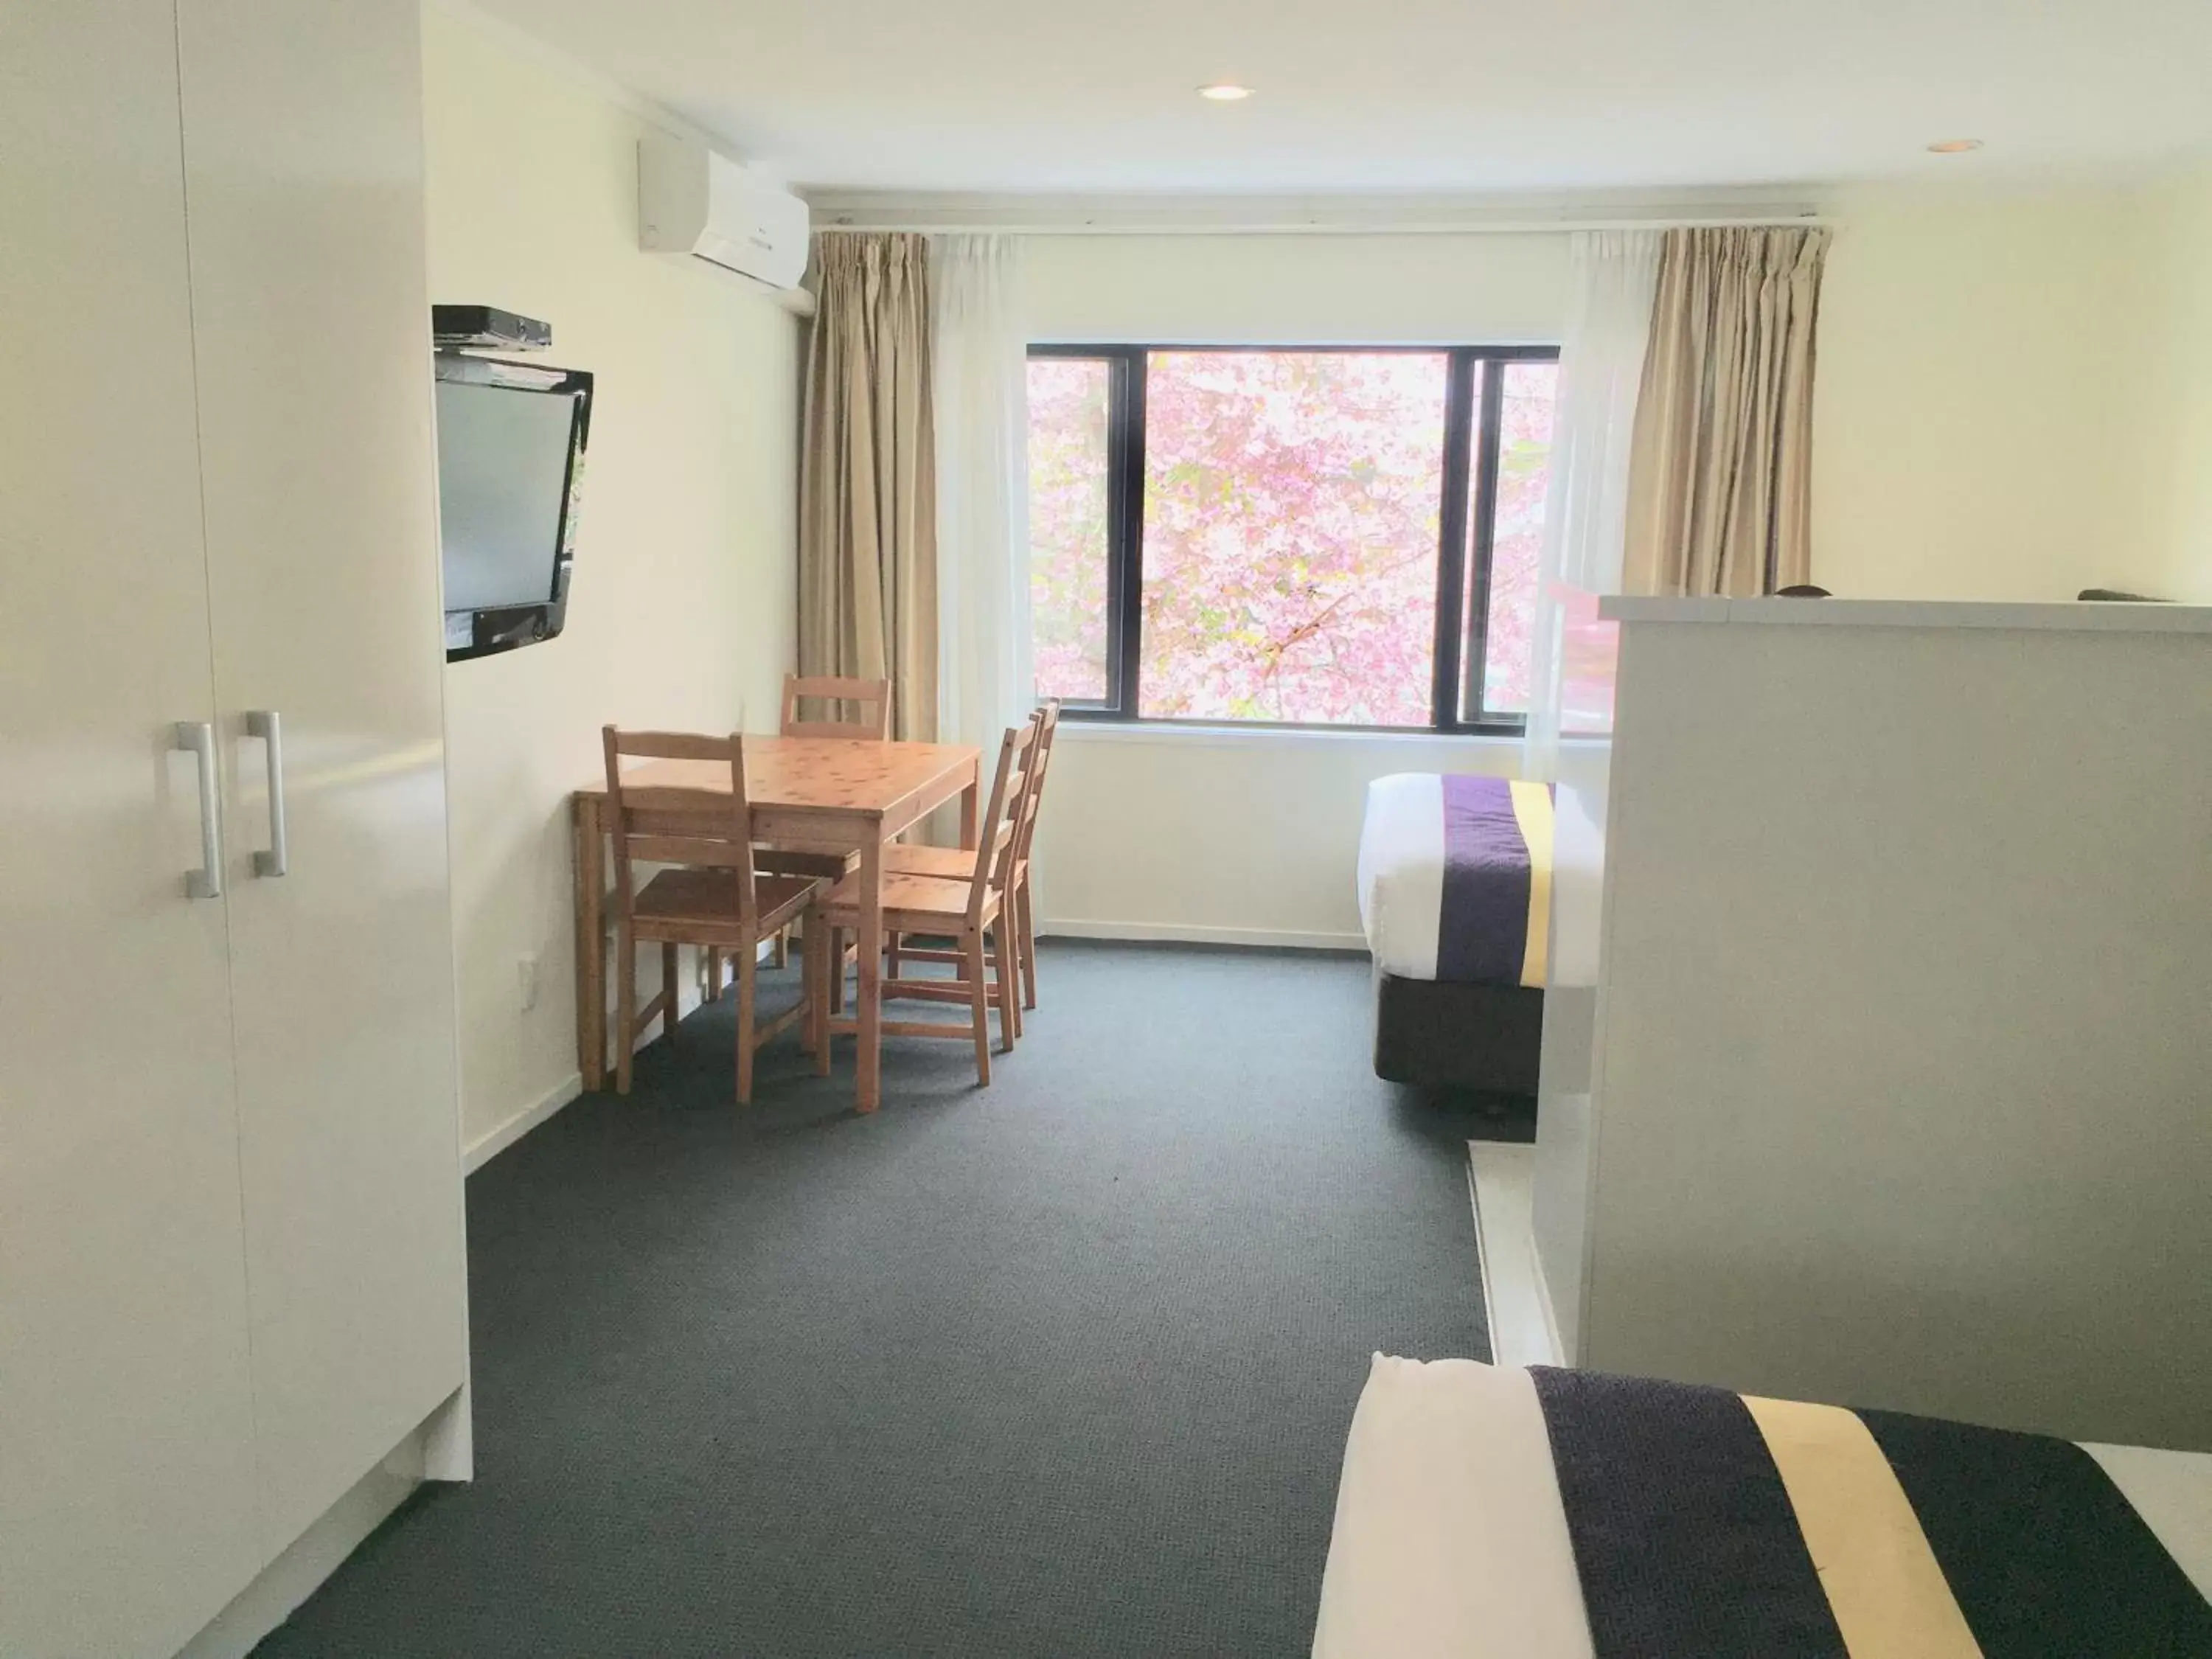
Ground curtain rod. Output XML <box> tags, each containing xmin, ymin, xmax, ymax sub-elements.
<box><xmin>815</xmin><ymin>218</ymin><xmax>1834</xmax><ymax>237</ymax></box>
<box><xmin>814</xmin><ymin>219</ymin><xmax>1832</xmax><ymax>239</ymax></box>
<box><xmin>804</xmin><ymin>194</ymin><xmax>1830</xmax><ymax>237</ymax></box>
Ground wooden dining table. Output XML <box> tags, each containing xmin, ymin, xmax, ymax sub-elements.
<box><xmin>571</xmin><ymin>735</ymin><xmax>982</xmax><ymax>1113</ymax></box>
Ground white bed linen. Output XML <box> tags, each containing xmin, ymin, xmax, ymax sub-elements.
<box><xmin>1356</xmin><ymin>774</ymin><xmax>1446</xmax><ymax>980</ymax></box>
<box><xmin>1312</xmin><ymin>1357</ymin><xmax>1593</xmax><ymax>1659</ymax></box>
<box><xmin>1312</xmin><ymin>1355</ymin><xmax>2212</xmax><ymax>1659</ymax></box>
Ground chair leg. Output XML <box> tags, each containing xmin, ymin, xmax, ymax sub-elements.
<box><xmin>996</xmin><ymin>925</ymin><xmax>1022</xmax><ymax>1044</ymax></box>
<box><xmin>1018</xmin><ymin>877</ymin><xmax>1039</xmax><ymax>1011</ymax></box>
<box><xmin>735</xmin><ymin>945</ymin><xmax>757</xmax><ymax>1105</ymax></box>
<box><xmin>773</xmin><ymin>928</ymin><xmax>788</xmax><ymax>970</ymax></box>
<box><xmin>964</xmin><ymin>928</ymin><xmax>992</xmax><ymax>1086</ymax></box>
<box><xmin>796</xmin><ymin>938</ymin><xmax>815</xmax><ymax>1055</ymax></box>
<box><xmin>887</xmin><ymin>929</ymin><xmax>902</xmax><ymax>979</ymax></box>
<box><xmin>614</xmin><ymin>923</ymin><xmax>637</xmax><ymax>1096</ymax></box>
<box><xmin>990</xmin><ymin>928</ymin><xmax>1017</xmax><ymax>1054</ymax></box>
<box><xmin>705</xmin><ymin>946</ymin><xmax>723</xmax><ymax>1003</ymax></box>
<box><xmin>810</xmin><ymin>918</ymin><xmax>832</xmax><ymax>1076</ymax></box>
<box><xmin>661</xmin><ymin>943</ymin><xmax>680</xmax><ymax>1037</ymax></box>
<box><xmin>830</xmin><ymin>928</ymin><xmax>846</xmax><ymax>1015</ymax></box>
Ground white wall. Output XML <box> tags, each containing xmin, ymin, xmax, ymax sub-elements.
<box><xmin>1037</xmin><ymin>728</ymin><xmax>1526</xmax><ymax>947</ymax></box>
<box><xmin>1811</xmin><ymin>183</ymin><xmax>2172</xmax><ymax>602</ymax></box>
<box><xmin>1024</xmin><ymin>232</ymin><xmax>1569</xmax><ymax>345</ymax></box>
<box><xmin>423</xmin><ymin>5</ymin><xmax>801</xmax><ymax>1155</ymax></box>
<box><xmin>2141</xmin><ymin>165</ymin><xmax>2212</xmax><ymax>602</ymax></box>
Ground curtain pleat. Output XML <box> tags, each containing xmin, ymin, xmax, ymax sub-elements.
<box><xmin>1521</xmin><ymin>229</ymin><xmax>1662</xmax><ymax>781</ymax></box>
<box><xmin>799</xmin><ymin>232</ymin><xmax>938</xmax><ymax>740</ymax></box>
<box><xmin>929</xmin><ymin>234</ymin><xmax>1033</xmax><ymax>754</ymax></box>
<box><xmin>1624</xmin><ymin>226</ymin><xmax>1831</xmax><ymax>597</ymax></box>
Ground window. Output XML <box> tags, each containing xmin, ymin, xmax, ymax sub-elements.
<box><xmin>1025</xmin><ymin>355</ymin><xmax>1116</xmax><ymax>703</ymax></box>
<box><xmin>1026</xmin><ymin>344</ymin><xmax>1559</xmax><ymax>730</ymax></box>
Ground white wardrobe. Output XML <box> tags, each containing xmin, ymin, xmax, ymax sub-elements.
<box><xmin>1</xmin><ymin>2</ymin><xmax>470</xmax><ymax>1654</ymax></box>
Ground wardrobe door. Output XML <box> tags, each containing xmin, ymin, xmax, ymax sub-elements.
<box><xmin>0</xmin><ymin>4</ymin><xmax>263</xmax><ymax>1654</ymax></box>
<box><xmin>177</xmin><ymin>0</ymin><xmax>470</xmax><ymax>1555</ymax></box>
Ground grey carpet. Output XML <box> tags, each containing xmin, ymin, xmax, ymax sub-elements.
<box><xmin>257</xmin><ymin>941</ymin><xmax>1529</xmax><ymax>1658</ymax></box>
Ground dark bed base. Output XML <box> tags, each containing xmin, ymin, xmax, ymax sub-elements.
<box><xmin>1373</xmin><ymin>972</ymin><xmax>1544</xmax><ymax>1097</ymax></box>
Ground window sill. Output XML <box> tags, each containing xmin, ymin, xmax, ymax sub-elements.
<box><xmin>1054</xmin><ymin>720</ymin><xmax>1606</xmax><ymax>752</ymax></box>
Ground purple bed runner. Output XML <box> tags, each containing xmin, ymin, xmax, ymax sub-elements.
<box><xmin>1437</xmin><ymin>774</ymin><xmax>1543</xmax><ymax>986</ymax></box>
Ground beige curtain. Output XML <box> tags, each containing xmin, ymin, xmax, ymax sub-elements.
<box><xmin>799</xmin><ymin>233</ymin><xmax>937</xmax><ymax>740</ymax></box>
<box><xmin>1622</xmin><ymin>226</ymin><xmax>1832</xmax><ymax>597</ymax></box>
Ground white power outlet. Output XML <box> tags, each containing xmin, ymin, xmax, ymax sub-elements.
<box><xmin>517</xmin><ymin>952</ymin><xmax>541</xmax><ymax>1012</ymax></box>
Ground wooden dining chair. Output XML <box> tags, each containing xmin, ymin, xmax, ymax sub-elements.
<box><xmin>882</xmin><ymin>702</ymin><xmax>1059</xmax><ymax>1037</ymax></box>
<box><xmin>602</xmin><ymin>728</ymin><xmax>825</xmax><ymax>1104</ymax></box>
<box><xmin>813</xmin><ymin>719</ymin><xmax>1036</xmax><ymax>1087</ymax></box>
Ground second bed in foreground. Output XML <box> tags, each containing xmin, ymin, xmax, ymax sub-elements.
<box><xmin>1314</xmin><ymin>1355</ymin><xmax>2212</xmax><ymax>1658</ymax></box>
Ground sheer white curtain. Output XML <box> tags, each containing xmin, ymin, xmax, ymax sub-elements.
<box><xmin>1521</xmin><ymin>230</ymin><xmax>1661</xmax><ymax>781</ymax></box>
<box><xmin>930</xmin><ymin>234</ymin><xmax>1034</xmax><ymax>761</ymax></box>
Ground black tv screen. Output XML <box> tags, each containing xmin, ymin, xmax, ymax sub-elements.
<box><xmin>434</xmin><ymin>354</ymin><xmax>592</xmax><ymax>661</ymax></box>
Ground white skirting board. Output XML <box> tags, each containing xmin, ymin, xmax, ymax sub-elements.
<box><xmin>461</xmin><ymin>936</ymin><xmax>780</xmax><ymax>1177</ymax></box>
<box><xmin>460</xmin><ymin>937</ymin><xmax>776</xmax><ymax>1176</ymax></box>
<box><xmin>463</xmin><ymin>1072</ymin><xmax>582</xmax><ymax>1174</ymax></box>
<box><xmin>174</xmin><ymin>1397</ymin><xmax>462</xmax><ymax>1659</ymax></box>
<box><xmin>1040</xmin><ymin>917</ymin><xmax>1367</xmax><ymax>952</ymax></box>
<box><xmin>1465</xmin><ymin>1142</ymin><xmax>1563</xmax><ymax>1368</ymax></box>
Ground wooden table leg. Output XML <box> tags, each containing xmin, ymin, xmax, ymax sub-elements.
<box><xmin>856</xmin><ymin>833</ymin><xmax>883</xmax><ymax>1113</ymax></box>
<box><xmin>958</xmin><ymin>777</ymin><xmax>979</xmax><ymax>850</ymax></box>
<box><xmin>574</xmin><ymin>797</ymin><xmax>607</xmax><ymax>1091</ymax></box>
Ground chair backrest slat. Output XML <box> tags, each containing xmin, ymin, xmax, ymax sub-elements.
<box><xmin>606</xmin><ymin>729</ymin><xmax>740</xmax><ymax>763</ymax></box>
<box><xmin>781</xmin><ymin>673</ymin><xmax>891</xmax><ymax>742</ymax></box>
<box><xmin>622</xmin><ymin>835</ymin><xmax>754</xmax><ymax>870</ymax></box>
<box><xmin>619</xmin><ymin>787</ymin><xmax>734</xmax><ymax>819</ymax></box>
<box><xmin>602</xmin><ymin>726</ymin><xmax>758</xmax><ymax>928</ymax></box>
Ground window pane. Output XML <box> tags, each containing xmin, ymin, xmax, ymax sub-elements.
<box><xmin>1467</xmin><ymin>359</ymin><xmax>1558</xmax><ymax>719</ymax></box>
<box><xmin>1139</xmin><ymin>351</ymin><xmax>1447</xmax><ymax>725</ymax></box>
<box><xmin>1026</xmin><ymin>356</ymin><xmax>1113</xmax><ymax>702</ymax></box>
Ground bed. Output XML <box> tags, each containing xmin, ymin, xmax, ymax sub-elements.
<box><xmin>1313</xmin><ymin>1355</ymin><xmax>2212</xmax><ymax>1658</ymax></box>
<box><xmin>1357</xmin><ymin>773</ymin><xmax>1552</xmax><ymax>1095</ymax></box>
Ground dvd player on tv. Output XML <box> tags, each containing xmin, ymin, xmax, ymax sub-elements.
<box><xmin>431</xmin><ymin>304</ymin><xmax>550</xmax><ymax>352</ymax></box>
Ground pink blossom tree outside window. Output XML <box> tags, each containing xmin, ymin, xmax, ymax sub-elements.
<box><xmin>1026</xmin><ymin>357</ymin><xmax>1113</xmax><ymax>702</ymax></box>
<box><xmin>1141</xmin><ymin>351</ymin><xmax>1444</xmax><ymax>725</ymax></box>
<box><xmin>1472</xmin><ymin>360</ymin><xmax>1559</xmax><ymax>718</ymax></box>
<box><xmin>1026</xmin><ymin>348</ymin><xmax>1556</xmax><ymax>727</ymax></box>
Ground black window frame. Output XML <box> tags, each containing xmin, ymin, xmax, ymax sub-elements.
<box><xmin>1028</xmin><ymin>341</ymin><xmax>1562</xmax><ymax>734</ymax></box>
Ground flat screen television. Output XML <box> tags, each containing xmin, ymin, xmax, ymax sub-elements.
<box><xmin>433</xmin><ymin>353</ymin><xmax>593</xmax><ymax>661</ymax></box>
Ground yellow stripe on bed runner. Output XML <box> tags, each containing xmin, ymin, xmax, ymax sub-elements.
<box><xmin>1741</xmin><ymin>1394</ymin><xmax>1985</xmax><ymax>1659</ymax></box>
<box><xmin>1507</xmin><ymin>780</ymin><xmax>1553</xmax><ymax>990</ymax></box>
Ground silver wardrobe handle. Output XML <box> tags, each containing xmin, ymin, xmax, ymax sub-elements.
<box><xmin>173</xmin><ymin>720</ymin><xmax>223</xmax><ymax>899</ymax></box>
<box><xmin>247</xmin><ymin>709</ymin><xmax>288</xmax><ymax>877</ymax></box>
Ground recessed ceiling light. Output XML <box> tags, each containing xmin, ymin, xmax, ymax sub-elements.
<box><xmin>1926</xmin><ymin>138</ymin><xmax>1984</xmax><ymax>154</ymax></box>
<box><xmin>1197</xmin><ymin>83</ymin><xmax>1254</xmax><ymax>102</ymax></box>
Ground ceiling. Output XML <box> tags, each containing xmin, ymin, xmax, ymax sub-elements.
<box><xmin>465</xmin><ymin>0</ymin><xmax>2212</xmax><ymax>195</ymax></box>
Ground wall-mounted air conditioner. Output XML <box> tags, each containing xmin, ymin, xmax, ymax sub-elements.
<box><xmin>638</xmin><ymin>133</ymin><xmax>810</xmax><ymax>291</ymax></box>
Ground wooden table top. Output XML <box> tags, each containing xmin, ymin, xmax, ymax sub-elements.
<box><xmin>576</xmin><ymin>735</ymin><xmax>980</xmax><ymax>819</ymax></box>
